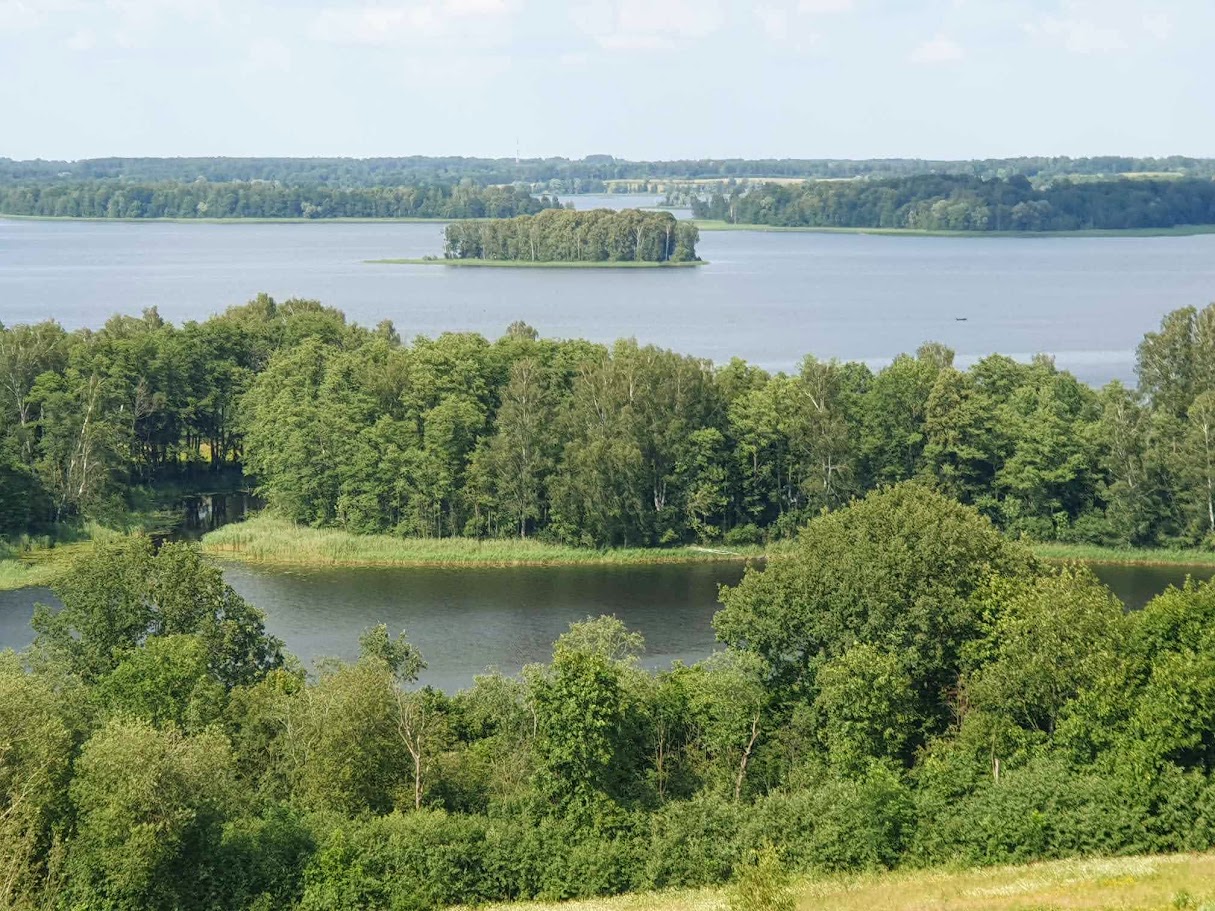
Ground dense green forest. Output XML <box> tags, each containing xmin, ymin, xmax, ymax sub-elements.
<box><xmin>0</xmin><ymin>181</ymin><xmax>557</xmax><ymax>220</ymax></box>
<box><xmin>442</xmin><ymin>210</ymin><xmax>700</xmax><ymax>263</ymax></box>
<box><xmin>7</xmin><ymin>296</ymin><xmax>1215</xmax><ymax>549</ymax></box>
<box><xmin>691</xmin><ymin>175</ymin><xmax>1215</xmax><ymax>231</ymax></box>
<box><xmin>5</xmin><ymin>485</ymin><xmax>1215</xmax><ymax>909</ymax></box>
<box><xmin>3</xmin><ymin>154</ymin><xmax>1214</xmax><ymax>188</ymax></box>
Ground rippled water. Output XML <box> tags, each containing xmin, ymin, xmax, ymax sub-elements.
<box><xmin>1</xmin><ymin>560</ymin><xmax>1208</xmax><ymax>691</ymax></box>
<box><xmin>3</xmin><ymin>215</ymin><xmax>1214</xmax><ymax>384</ymax></box>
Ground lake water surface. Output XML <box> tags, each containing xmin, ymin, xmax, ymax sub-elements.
<box><xmin>4</xmin><ymin>214</ymin><xmax>1214</xmax><ymax>385</ymax></box>
<box><xmin>1</xmin><ymin>559</ymin><xmax>1209</xmax><ymax>692</ymax></box>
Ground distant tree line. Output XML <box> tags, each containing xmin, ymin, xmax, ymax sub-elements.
<box><xmin>9</xmin><ymin>296</ymin><xmax>1215</xmax><ymax>550</ymax></box>
<box><xmin>0</xmin><ymin>180</ymin><xmax>557</xmax><ymax>219</ymax></box>
<box><xmin>2</xmin><ymin>155</ymin><xmax>1213</xmax><ymax>188</ymax></box>
<box><xmin>6</xmin><ymin>485</ymin><xmax>1215</xmax><ymax>908</ymax></box>
<box><xmin>443</xmin><ymin>209</ymin><xmax>700</xmax><ymax>263</ymax></box>
<box><xmin>692</xmin><ymin>175</ymin><xmax>1215</xmax><ymax>231</ymax></box>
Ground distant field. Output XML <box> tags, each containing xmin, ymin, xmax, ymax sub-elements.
<box><xmin>464</xmin><ymin>853</ymin><xmax>1215</xmax><ymax>911</ymax></box>
<box><xmin>691</xmin><ymin>219</ymin><xmax>1215</xmax><ymax>238</ymax></box>
<box><xmin>367</xmin><ymin>258</ymin><xmax>706</xmax><ymax>268</ymax></box>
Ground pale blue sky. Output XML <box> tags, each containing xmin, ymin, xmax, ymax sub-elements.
<box><xmin>1</xmin><ymin>0</ymin><xmax>1212</xmax><ymax>160</ymax></box>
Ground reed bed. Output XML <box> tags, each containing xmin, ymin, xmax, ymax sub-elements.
<box><xmin>203</xmin><ymin>516</ymin><xmax>766</xmax><ymax>568</ymax></box>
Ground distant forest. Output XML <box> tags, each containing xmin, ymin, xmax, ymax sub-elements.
<box><xmin>2</xmin><ymin>154</ymin><xmax>1213</xmax><ymax>189</ymax></box>
<box><xmin>692</xmin><ymin>175</ymin><xmax>1215</xmax><ymax>231</ymax></box>
<box><xmin>0</xmin><ymin>180</ymin><xmax>557</xmax><ymax>220</ymax></box>
<box><xmin>443</xmin><ymin>209</ymin><xmax>700</xmax><ymax>263</ymax></box>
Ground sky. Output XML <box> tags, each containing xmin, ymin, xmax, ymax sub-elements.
<box><xmin>1</xmin><ymin>0</ymin><xmax>1212</xmax><ymax>161</ymax></box>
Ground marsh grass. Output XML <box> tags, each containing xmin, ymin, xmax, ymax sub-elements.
<box><xmin>202</xmin><ymin>516</ymin><xmax>764</xmax><ymax>568</ymax></box>
<box><xmin>458</xmin><ymin>853</ymin><xmax>1215</xmax><ymax>911</ymax></box>
<box><xmin>1031</xmin><ymin>542</ymin><xmax>1215</xmax><ymax>568</ymax></box>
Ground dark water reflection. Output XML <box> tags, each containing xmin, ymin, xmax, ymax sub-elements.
<box><xmin>3</xmin><ymin>558</ymin><xmax>1213</xmax><ymax>691</ymax></box>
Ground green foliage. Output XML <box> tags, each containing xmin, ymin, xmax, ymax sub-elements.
<box><xmin>814</xmin><ymin>644</ymin><xmax>917</xmax><ymax>772</ymax></box>
<box><xmin>692</xmin><ymin>174</ymin><xmax>1215</xmax><ymax>232</ymax></box>
<box><xmin>11</xmin><ymin>298</ymin><xmax>1215</xmax><ymax>554</ymax></box>
<box><xmin>445</xmin><ymin>209</ymin><xmax>699</xmax><ymax>263</ymax></box>
<box><xmin>728</xmin><ymin>846</ymin><xmax>794</xmax><ymax>911</ymax></box>
<box><xmin>715</xmin><ymin>484</ymin><xmax>1036</xmax><ymax>722</ymax></box>
<box><xmin>65</xmin><ymin>718</ymin><xmax>237</xmax><ymax>911</ymax></box>
<box><xmin>0</xmin><ymin>179</ymin><xmax>555</xmax><ymax>219</ymax></box>
<box><xmin>32</xmin><ymin>537</ymin><xmax>282</xmax><ymax>686</ymax></box>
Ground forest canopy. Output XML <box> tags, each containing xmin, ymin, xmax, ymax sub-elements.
<box><xmin>442</xmin><ymin>209</ymin><xmax>700</xmax><ymax>263</ymax></box>
<box><xmin>0</xmin><ymin>180</ymin><xmax>557</xmax><ymax>220</ymax></box>
<box><xmin>692</xmin><ymin>175</ymin><xmax>1215</xmax><ymax>232</ymax></box>
<box><xmin>6</xmin><ymin>296</ymin><xmax>1215</xmax><ymax>550</ymax></box>
<box><xmin>5</xmin><ymin>487</ymin><xmax>1215</xmax><ymax>909</ymax></box>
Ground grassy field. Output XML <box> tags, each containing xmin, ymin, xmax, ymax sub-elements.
<box><xmin>367</xmin><ymin>258</ymin><xmax>707</xmax><ymax>268</ymax></box>
<box><xmin>691</xmin><ymin>219</ymin><xmax>1215</xmax><ymax>238</ymax></box>
<box><xmin>202</xmin><ymin>516</ymin><xmax>764</xmax><ymax>568</ymax></box>
<box><xmin>1031</xmin><ymin>542</ymin><xmax>1215</xmax><ymax>568</ymax></box>
<box><xmin>464</xmin><ymin>853</ymin><xmax>1215</xmax><ymax>911</ymax></box>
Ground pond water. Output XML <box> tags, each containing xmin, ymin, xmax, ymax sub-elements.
<box><xmin>3</xmin><ymin>216</ymin><xmax>1214</xmax><ymax>386</ymax></box>
<box><xmin>1</xmin><ymin>558</ymin><xmax>1210</xmax><ymax>692</ymax></box>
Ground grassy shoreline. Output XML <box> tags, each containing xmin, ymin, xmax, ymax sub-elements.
<box><xmin>691</xmin><ymin>219</ymin><xmax>1215</xmax><ymax>238</ymax></box>
<box><xmin>1030</xmin><ymin>542</ymin><xmax>1215</xmax><ymax>568</ymax></box>
<box><xmin>367</xmin><ymin>258</ymin><xmax>707</xmax><ymax>268</ymax></box>
<box><xmin>11</xmin><ymin>517</ymin><xmax>1215</xmax><ymax>592</ymax></box>
<box><xmin>202</xmin><ymin>516</ymin><xmax>764</xmax><ymax>568</ymax></box>
<box><xmin>463</xmin><ymin>852</ymin><xmax>1214</xmax><ymax>911</ymax></box>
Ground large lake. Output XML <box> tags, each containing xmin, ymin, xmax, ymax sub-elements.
<box><xmin>4</xmin><ymin>200</ymin><xmax>1215</xmax><ymax>687</ymax></box>
<box><xmin>4</xmin><ymin>202</ymin><xmax>1215</xmax><ymax>384</ymax></box>
<box><xmin>1</xmin><ymin>560</ymin><xmax>1209</xmax><ymax>692</ymax></box>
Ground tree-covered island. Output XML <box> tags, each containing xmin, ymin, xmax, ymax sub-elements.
<box><xmin>425</xmin><ymin>209</ymin><xmax>702</xmax><ymax>266</ymax></box>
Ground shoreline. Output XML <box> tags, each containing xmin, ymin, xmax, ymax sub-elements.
<box><xmin>690</xmin><ymin>220</ymin><xmax>1215</xmax><ymax>238</ymax></box>
<box><xmin>1030</xmin><ymin>542</ymin><xmax>1215</xmax><ymax>569</ymax></box>
<box><xmin>366</xmin><ymin>258</ymin><xmax>706</xmax><ymax>269</ymax></box>
<box><xmin>8</xmin><ymin>522</ymin><xmax>1215</xmax><ymax>594</ymax></box>
<box><xmin>201</xmin><ymin>517</ymin><xmax>765</xmax><ymax>569</ymax></box>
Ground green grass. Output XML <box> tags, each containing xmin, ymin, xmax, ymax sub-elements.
<box><xmin>202</xmin><ymin>516</ymin><xmax>764</xmax><ymax>568</ymax></box>
<box><xmin>1032</xmin><ymin>541</ymin><xmax>1215</xmax><ymax>568</ymax></box>
<box><xmin>691</xmin><ymin>219</ymin><xmax>1215</xmax><ymax>238</ymax></box>
<box><xmin>0</xmin><ymin>524</ymin><xmax>129</xmax><ymax>592</ymax></box>
<box><xmin>367</xmin><ymin>258</ymin><xmax>707</xmax><ymax>268</ymax></box>
<box><xmin>461</xmin><ymin>852</ymin><xmax>1215</xmax><ymax>911</ymax></box>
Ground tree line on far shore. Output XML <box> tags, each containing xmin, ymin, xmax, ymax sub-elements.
<box><xmin>0</xmin><ymin>180</ymin><xmax>557</xmax><ymax>220</ymax></box>
<box><xmin>7</xmin><ymin>296</ymin><xmax>1215</xmax><ymax>551</ymax></box>
<box><xmin>4</xmin><ymin>154</ymin><xmax>1214</xmax><ymax>187</ymax></box>
<box><xmin>692</xmin><ymin>175</ymin><xmax>1215</xmax><ymax>231</ymax></box>
<box><xmin>442</xmin><ymin>209</ymin><xmax>700</xmax><ymax>263</ymax></box>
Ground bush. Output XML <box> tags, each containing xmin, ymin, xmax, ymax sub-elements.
<box><xmin>728</xmin><ymin>846</ymin><xmax>794</xmax><ymax>911</ymax></box>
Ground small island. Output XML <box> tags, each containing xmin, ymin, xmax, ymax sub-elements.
<box><xmin>372</xmin><ymin>208</ymin><xmax>705</xmax><ymax>267</ymax></box>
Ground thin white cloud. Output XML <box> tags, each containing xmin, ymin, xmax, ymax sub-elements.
<box><xmin>1023</xmin><ymin>2</ymin><xmax>1174</xmax><ymax>55</ymax></box>
<box><xmin>311</xmin><ymin>0</ymin><xmax>518</xmax><ymax>48</ymax></box>
<box><xmin>909</xmin><ymin>33</ymin><xmax>963</xmax><ymax>63</ymax></box>
<box><xmin>1025</xmin><ymin>15</ymin><xmax>1124</xmax><ymax>54</ymax></box>
<box><xmin>573</xmin><ymin>0</ymin><xmax>723</xmax><ymax>53</ymax></box>
<box><xmin>797</xmin><ymin>0</ymin><xmax>852</xmax><ymax>12</ymax></box>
